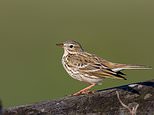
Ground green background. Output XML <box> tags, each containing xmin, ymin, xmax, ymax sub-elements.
<box><xmin>0</xmin><ymin>0</ymin><xmax>153</xmax><ymax>107</ymax></box>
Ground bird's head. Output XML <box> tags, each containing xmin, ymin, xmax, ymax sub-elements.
<box><xmin>56</xmin><ymin>40</ymin><xmax>84</xmax><ymax>54</ymax></box>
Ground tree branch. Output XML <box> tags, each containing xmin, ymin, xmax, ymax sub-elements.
<box><xmin>4</xmin><ymin>79</ymin><xmax>154</xmax><ymax>115</ymax></box>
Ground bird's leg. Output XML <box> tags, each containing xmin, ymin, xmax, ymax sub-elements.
<box><xmin>73</xmin><ymin>83</ymin><xmax>96</xmax><ymax>96</ymax></box>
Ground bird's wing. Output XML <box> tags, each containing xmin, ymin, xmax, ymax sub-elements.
<box><xmin>67</xmin><ymin>53</ymin><xmax>126</xmax><ymax>80</ymax></box>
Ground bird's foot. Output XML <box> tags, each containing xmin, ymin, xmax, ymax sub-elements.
<box><xmin>72</xmin><ymin>84</ymin><xmax>96</xmax><ymax>96</ymax></box>
<box><xmin>73</xmin><ymin>90</ymin><xmax>95</xmax><ymax>96</ymax></box>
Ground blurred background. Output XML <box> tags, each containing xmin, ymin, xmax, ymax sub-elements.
<box><xmin>0</xmin><ymin>0</ymin><xmax>153</xmax><ymax>107</ymax></box>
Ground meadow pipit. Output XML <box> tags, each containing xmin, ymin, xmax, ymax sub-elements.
<box><xmin>56</xmin><ymin>40</ymin><xmax>151</xmax><ymax>95</ymax></box>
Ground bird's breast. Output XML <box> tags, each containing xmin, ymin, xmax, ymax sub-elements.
<box><xmin>61</xmin><ymin>55</ymin><xmax>103</xmax><ymax>84</ymax></box>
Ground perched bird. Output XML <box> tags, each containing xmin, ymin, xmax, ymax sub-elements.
<box><xmin>56</xmin><ymin>40</ymin><xmax>151</xmax><ymax>95</ymax></box>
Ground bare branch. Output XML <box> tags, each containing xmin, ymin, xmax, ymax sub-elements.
<box><xmin>4</xmin><ymin>79</ymin><xmax>154</xmax><ymax>115</ymax></box>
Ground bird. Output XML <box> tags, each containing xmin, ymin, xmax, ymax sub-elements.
<box><xmin>56</xmin><ymin>40</ymin><xmax>151</xmax><ymax>95</ymax></box>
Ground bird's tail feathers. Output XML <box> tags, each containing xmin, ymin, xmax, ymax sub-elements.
<box><xmin>112</xmin><ymin>64</ymin><xmax>152</xmax><ymax>72</ymax></box>
<box><xmin>120</xmin><ymin>64</ymin><xmax>152</xmax><ymax>70</ymax></box>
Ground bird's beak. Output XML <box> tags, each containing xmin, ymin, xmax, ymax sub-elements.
<box><xmin>56</xmin><ymin>43</ymin><xmax>64</xmax><ymax>48</ymax></box>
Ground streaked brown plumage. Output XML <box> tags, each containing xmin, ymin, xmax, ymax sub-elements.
<box><xmin>56</xmin><ymin>40</ymin><xmax>151</xmax><ymax>95</ymax></box>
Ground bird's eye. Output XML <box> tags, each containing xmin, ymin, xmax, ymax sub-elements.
<box><xmin>69</xmin><ymin>45</ymin><xmax>73</xmax><ymax>48</ymax></box>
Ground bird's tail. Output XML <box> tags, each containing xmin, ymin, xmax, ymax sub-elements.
<box><xmin>112</xmin><ymin>64</ymin><xmax>152</xmax><ymax>72</ymax></box>
<box><xmin>121</xmin><ymin>64</ymin><xmax>152</xmax><ymax>70</ymax></box>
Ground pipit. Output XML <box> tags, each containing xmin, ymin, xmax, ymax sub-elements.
<box><xmin>56</xmin><ymin>40</ymin><xmax>151</xmax><ymax>95</ymax></box>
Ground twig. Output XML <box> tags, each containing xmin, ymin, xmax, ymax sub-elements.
<box><xmin>116</xmin><ymin>91</ymin><xmax>139</xmax><ymax>115</ymax></box>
